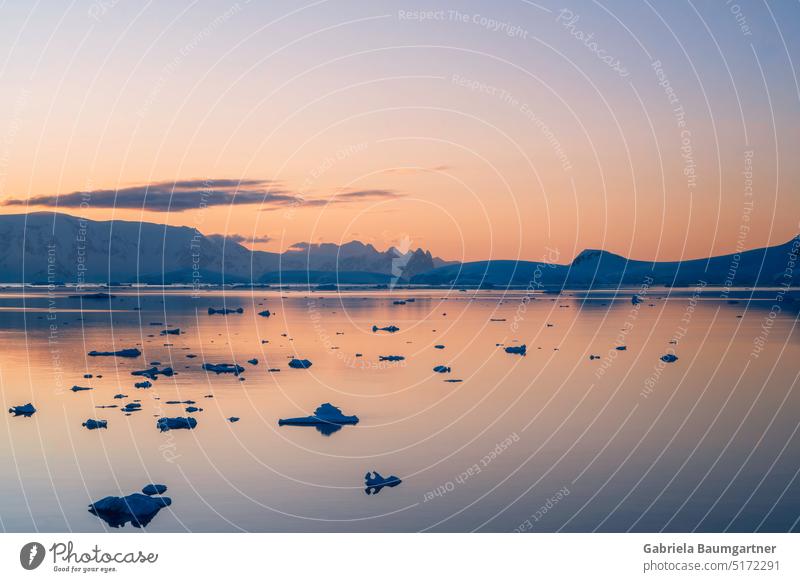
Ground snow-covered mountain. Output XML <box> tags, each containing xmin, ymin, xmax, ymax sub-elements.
<box><xmin>0</xmin><ymin>213</ymin><xmax>450</xmax><ymax>284</ymax></box>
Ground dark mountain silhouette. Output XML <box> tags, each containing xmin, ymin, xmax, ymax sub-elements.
<box><xmin>412</xmin><ymin>236</ymin><xmax>800</xmax><ymax>289</ymax></box>
<box><xmin>0</xmin><ymin>212</ymin><xmax>450</xmax><ymax>284</ymax></box>
<box><xmin>1</xmin><ymin>212</ymin><xmax>796</xmax><ymax>287</ymax></box>
<box><xmin>278</xmin><ymin>241</ymin><xmax>446</xmax><ymax>280</ymax></box>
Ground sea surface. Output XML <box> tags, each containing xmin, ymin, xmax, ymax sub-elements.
<box><xmin>0</xmin><ymin>286</ymin><xmax>798</xmax><ymax>532</ymax></box>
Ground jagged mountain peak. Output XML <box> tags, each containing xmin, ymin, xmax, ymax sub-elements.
<box><xmin>0</xmin><ymin>213</ymin><xmax>449</xmax><ymax>283</ymax></box>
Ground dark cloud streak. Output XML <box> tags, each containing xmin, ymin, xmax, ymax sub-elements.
<box><xmin>2</xmin><ymin>179</ymin><xmax>298</xmax><ymax>212</ymax></box>
<box><xmin>4</xmin><ymin>180</ymin><xmax>403</xmax><ymax>213</ymax></box>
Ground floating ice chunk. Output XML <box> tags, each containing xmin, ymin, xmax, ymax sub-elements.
<box><xmin>504</xmin><ymin>345</ymin><xmax>526</xmax><ymax>355</ymax></box>
<box><xmin>82</xmin><ymin>419</ymin><xmax>107</xmax><ymax>430</ymax></box>
<box><xmin>207</xmin><ymin>307</ymin><xmax>243</xmax><ymax>315</ymax></box>
<box><xmin>202</xmin><ymin>363</ymin><xmax>244</xmax><ymax>375</ymax></box>
<box><xmin>88</xmin><ymin>493</ymin><xmax>171</xmax><ymax>528</ymax></box>
<box><xmin>288</xmin><ymin>359</ymin><xmax>312</xmax><ymax>369</ymax></box>
<box><xmin>372</xmin><ymin>325</ymin><xmax>400</xmax><ymax>333</ymax></box>
<box><xmin>364</xmin><ymin>471</ymin><xmax>402</xmax><ymax>495</ymax></box>
<box><xmin>142</xmin><ymin>484</ymin><xmax>167</xmax><ymax>496</ymax></box>
<box><xmin>278</xmin><ymin>403</ymin><xmax>358</xmax><ymax>436</ymax></box>
<box><xmin>156</xmin><ymin>417</ymin><xmax>197</xmax><ymax>432</ymax></box>
<box><xmin>9</xmin><ymin>403</ymin><xmax>36</xmax><ymax>417</ymax></box>
<box><xmin>88</xmin><ymin>348</ymin><xmax>141</xmax><ymax>358</ymax></box>
<box><xmin>131</xmin><ymin>366</ymin><xmax>174</xmax><ymax>380</ymax></box>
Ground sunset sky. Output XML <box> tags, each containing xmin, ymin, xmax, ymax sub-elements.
<box><xmin>0</xmin><ymin>0</ymin><xmax>798</xmax><ymax>263</ymax></box>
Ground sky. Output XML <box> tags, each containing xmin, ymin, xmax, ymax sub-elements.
<box><xmin>0</xmin><ymin>0</ymin><xmax>798</xmax><ymax>263</ymax></box>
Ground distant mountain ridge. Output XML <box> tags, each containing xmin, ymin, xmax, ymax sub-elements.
<box><xmin>412</xmin><ymin>236</ymin><xmax>800</xmax><ymax>289</ymax></box>
<box><xmin>0</xmin><ymin>213</ymin><xmax>451</xmax><ymax>284</ymax></box>
<box><xmin>0</xmin><ymin>212</ymin><xmax>797</xmax><ymax>287</ymax></box>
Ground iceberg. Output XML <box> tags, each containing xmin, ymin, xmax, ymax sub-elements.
<box><xmin>88</xmin><ymin>348</ymin><xmax>141</xmax><ymax>358</ymax></box>
<box><xmin>132</xmin><ymin>366</ymin><xmax>174</xmax><ymax>380</ymax></box>
<box><xmin>504</xmin><ymin>345</ymin><xmax>526</xmax><ymax>355</ymax></box>
<box><xmin>82</xmin><ymin>419</ymin><xmax>108</xmax><ymax>430</ymax></box>
<box><xmin>142</xmin><ymin>484</ymin><xmax>167</xmax><ymax>496</ymax></box>
<box><xmin>9</xmin><ymin>403</ymin><xmax>36</xmax><ymax>417</ymax></box>
<box><xmin>372</xmin><ymin>325</ymin><xmax>400</xmax><ymax>333</ymax></box>
<box><xmin>278</xmin><ymin>403</ymin><xmax>358</xmax><ymax>436</ymax></box>
<box><xmin>88</xmin><ymin>492</ymin><xmax>171</xmax><ymax>528</ymax></box>
<box><xmin>661</xmin><ymin>354</ymin><xmax>679</xmax><ymax>363</ymax></box>
<box><xmin>156</xmin><ymin>417</ymin><xmax>197</xmax><ymax>432</ymax></box>
<box><xmin>202</xmin><ymin>363</ymin><xmax>245</xmax><ymax>375</ymax></box>
<box><xmin>207</xmin><ymin>307</ymin><xmax>243</xmax><ymax>315</ymax></box>
<box><xmin>288</xmin><ymin>358</ymin><xmax>313</xmax><ymax>369</ymax></box>
<box><xmin>364</xmin><ymin>471</ymin><xmax>402</xmax><ymax>495</ymax></box>
<box><xmin>432</xmin><ymin>365</ymin><xmax>451</xmax><ymax>374</ymax></box>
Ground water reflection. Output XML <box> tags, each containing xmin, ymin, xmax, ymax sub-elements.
<box><xmin>0</xmin><ymin>287</ymin><xmax>797</xmax><ymax>532</ymax></box>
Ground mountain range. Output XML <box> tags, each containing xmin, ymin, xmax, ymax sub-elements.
<box><xmin>412</xmin><ymin>237</ymin><xmax>800</xmax><ymax>288</ymax></box>
<box><xmin>0</xmin><ymin>212</ymin><xmax>448</xmax><ymax>285</ymax></box>
<box><xmin>0</xmin><ymin>212</ymin><xmax>797</xmax><ymax>288</ymax></box>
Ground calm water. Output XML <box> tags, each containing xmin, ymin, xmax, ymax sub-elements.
<box><xmin>0</xmin><ymin>287</ymin><xmax>798</xmax><ymax>532</ymax></box>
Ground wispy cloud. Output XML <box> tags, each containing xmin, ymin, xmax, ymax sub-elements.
<box><xmin>379</xmin><ymin>165</ymin><xmax>451</xmax><ymax>175</ymax></box>
<box><xmin>261</xmin><ymin>188</ymin><xmax>402</xmax><ymax>211</ymax></box>
<box><xmin>335</xmin><ymin>189</ymin><xmax>400</xmax><ymax>200</ymax></box>
<box><xmin>4</xmin><ymin>180</ymin><xmax>404</xmax><ymax>214</ymax></box>
<box><xmin>2</xmin><ymin>179</ymin><xmax>300</xmax><ymax>212</ymax></box>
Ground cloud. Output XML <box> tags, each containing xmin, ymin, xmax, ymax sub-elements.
<box><xmin>5</xmin><ymin>179</ymin><xmax>404</xmax><ymax>214</ymax></box>
<box><xmin>271</xmin><ymin>189</ymin><xmax>400</xmax><ymax>211</ymax></box>
<box><xmin>335</xmin><ymin>189</ymin><xmax>400</xmax><ymax>200</ymax></box>
<box><xmin>2</xmin><ymin>179</ymin><xmax>300</xmax><ymax>212</ymax></box>
<box><xmin>208</xmin><ymin>233</ymin><xmax>272</xmax><ymax>245</ymax></box>
<box><xmin>379</xmin><ymin>165</ymin><xmax>451</xmax><ymax>175</ymax></box>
